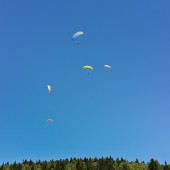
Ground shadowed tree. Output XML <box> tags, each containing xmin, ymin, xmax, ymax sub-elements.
<box><xmin>148</xmin><ymin>159</ymin><xmax>161</xmax><ymax>170</ymax></box>
<box><xmin>164</xmin><ymin>161</ymin><xmax>170</xmax><ymax>170</ymax></box>
<box><xmin>135</xmin><ymin>159</ymin><xmax>139</xmax><ymax>163</ymax></box>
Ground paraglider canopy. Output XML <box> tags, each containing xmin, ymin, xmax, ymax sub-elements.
<box><xmin>47</xmin><ymin>85</ymin><xmax>52</xmax><ymax>93</ymax></box>
<box><xmin>104</xmin><ymin>65</ymin><xmax>111</xmax><ymax>69</ymax></box>
<box><xmin>72</xmin><ymin>31</ymin><xmax>84</xmax><ymax>40</ymax></box>
<box><xmin>47</xmin><ymin>118</ymin><xmax>54</xmax><ymax>122</ymax></box>
<box><xmin>83</xmin><ymin>65</ymin><xmax>93</xmax><ymax>70</ymax></box>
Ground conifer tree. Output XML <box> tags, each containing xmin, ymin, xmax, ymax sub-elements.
<box><xmin>148</xmin><ymin>158</ymin><xmax>161</xmax><ymax>170</ymax></box>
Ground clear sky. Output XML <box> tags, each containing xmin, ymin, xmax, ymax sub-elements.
<box><xmin>0</xmin><ymin>0</ymin><xmax>170</xmax><ymax>164</ymax></box>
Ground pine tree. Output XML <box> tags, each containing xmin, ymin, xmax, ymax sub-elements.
<box><xmin>148</xmin><ymin>158</ymin><xmax>160</xmax><ymax>170</ymax></box>
<box><xmin>135</xmin><ymin>159</ymin><xmax>139</xmax><ymax>163</ymax></box>
<box><xmin>164</xmin><ymin>161</ymin><xmax>170</xmax><ymax>170</ymax></box>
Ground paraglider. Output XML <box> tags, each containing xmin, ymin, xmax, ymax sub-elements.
<box><xmin>47</xmin><ymin>118</ymin><xmax>54</xmax><ymax>127</ymax></box>
<box><xmin>47</xmin><ymin>118</ymin><xmax>54</xmax><ymax>123</ymax></box>
<box><xmin>47</xmin><ymin>85</ymin><xmax>52</xmax><ymax>93</ymax></box>
<box><xmin>83</xmin><ymin>65</ymin><xmax>93</xmax><ymax>70</ymax></box>
<box><xmin>83</xmin><ymin>65</ymin><xmax>93</xmax><ymax>74</ymax></box>
<box><xmin>72</xmin><ymin>31</ymin><xmax>84</xmax><ymax>45</ymax></box>
<box><xmin>104</xmin><ymin>65</ymin><xmax>111</xmax><ymax>69</ymax></box>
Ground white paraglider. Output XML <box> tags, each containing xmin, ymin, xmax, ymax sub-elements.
<box><xmin>47</xmin><ymin>118</ymin><xmax>54</xmax><ymax>123</ymax></box>
<box><xmin>72</xmin><ymin>31</ymin><xmax>84</xmax><ymax>44</ymax></box>
<box><xmin>47</xmin><ymin>85</ymin><xmax>52</xmax><ymax>93</ymax></box>
<box><xmin>47</xmin><ymin>118</ymin><xmax>54</xmax><ymax>127</ymax></box>
<box><xmin>104</xmin><ymin>65</ymin><xmax>111</xmax><ymax>69</ymax></box>
<box><xmin>72</xmin><ymin>31</ymin><xmax>84</xmax><ymax>39</ymax></box>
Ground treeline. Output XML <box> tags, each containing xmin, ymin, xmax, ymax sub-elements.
<box><xmin>0</xmin><ymin>157</ymin><xmax>170</xmax><ymax>170</ymax></box>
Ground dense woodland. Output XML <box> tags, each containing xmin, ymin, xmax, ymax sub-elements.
<box><xmin>0</xmin><ymin>157</ymin><xmax>170</xmax><ymax>170</ymax></box>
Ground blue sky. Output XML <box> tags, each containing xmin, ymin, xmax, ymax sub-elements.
<box><xmin>0</xmin><ymin>0</ymin><xmax>170</xmax><ymax>164</ymax></box>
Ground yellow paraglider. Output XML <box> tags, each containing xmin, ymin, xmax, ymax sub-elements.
<box><xmin>83</xmin><ymin>65</ymin><xmax>93</xmax><ymax>70</ymax></box>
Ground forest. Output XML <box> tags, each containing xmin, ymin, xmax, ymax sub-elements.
<box><xmin>0</xmin><ymin>157</ymin><xmax>170</xmax><ymax>170</ymax></box>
